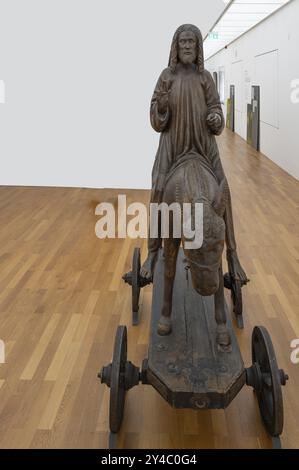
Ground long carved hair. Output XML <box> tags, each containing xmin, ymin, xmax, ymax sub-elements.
<box><xmin>168</xmin><ymin>24</ymin><xmax>204</xmax><ymax>73</ymax></box>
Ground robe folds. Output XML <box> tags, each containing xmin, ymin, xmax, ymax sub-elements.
<box><xmin>150</xmin><ymin>65</ymin><xmax>225</xmax><ymax>194</ymax></box>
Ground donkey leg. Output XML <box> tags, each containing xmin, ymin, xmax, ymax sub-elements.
<box><xmin>214</xmin><ymin>263</ymin><xmax>231</xmax><ymax>351</ymax></box>
<box><xmin>157</xmin><ymin>237</ymin><xmax>180</xmax><ymax>336</ymax></box>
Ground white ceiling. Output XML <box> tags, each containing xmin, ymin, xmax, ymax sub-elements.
<box><xmin>188</xmin><ymin>0</ymin><xmax>230</xmax><ymax>37</ymax></box>
<box><xmin>204</xmin><ymin>0</ymin><xmax>292</xmax><ymax>59</ymax></box>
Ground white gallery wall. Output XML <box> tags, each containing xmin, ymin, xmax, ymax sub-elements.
<box><xmin>0</xmin><ymin>0</ymin><xmax>227</xmax><ymax>189</ymax></box>
<box><xmin>206</xmin><ymin>0</ymin><xmax>299</xmax><ymax>181</ymax></box>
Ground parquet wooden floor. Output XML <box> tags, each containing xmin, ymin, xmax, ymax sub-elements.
<box><xmin>0</xmin><ymin>129</ymin><xmax>298</xmax><ymax>448</ymax></box>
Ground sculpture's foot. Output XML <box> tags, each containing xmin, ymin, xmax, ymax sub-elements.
<box><xmin>157</xmin><ymin>316</ymin><xmax>172</xmax><ymax>336</ymax></box>
<box><xmin>227</xmin><ymin>250</ymin><xmax>249</xmax><ymax>284</ymax></box>
<box><xmin>140</xmin><ymin>251</ymin><xmax>158</xmax><ymax>280</ymax></box>
<box><xmin>216</xmin><ymin>324</ymin><xmax>232</xmax><ymax>353</ymax></box>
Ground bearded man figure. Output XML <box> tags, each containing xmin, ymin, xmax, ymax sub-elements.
<box><xmin>140</xmin><ymin>24</ymin><xmax>248</xmax><ymax>285</ymax></box>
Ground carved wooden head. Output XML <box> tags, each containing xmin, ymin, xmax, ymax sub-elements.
<box><xmin>168</xmin><ymin>24</ymin><xmax>204</xmax><ymax>73</ymax></box>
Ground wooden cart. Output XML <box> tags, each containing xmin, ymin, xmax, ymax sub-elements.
<box><xmin>99</xmin><ymin>248</ymin><xmax>288</xmax><ymax>449</ymax></box>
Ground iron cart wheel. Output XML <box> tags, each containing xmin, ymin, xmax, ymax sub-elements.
<box><xmin>132</xmin><ymin>247</ymin><xmax>141</xmax><ymax>325</ymax></box>
<box><xmin>223</xmin><ymin>273</ymin><xmax>244</xmax><ymax>329</ymax></box>
<box><xmin>231</xmin><ymin>278</ymin><xmax>243</xmax><ymax>328</ymax></box>
<box><xmin>98</xmin><ymin>326</ymin><xmax>140</xmax><ymax>447</ymax></box>
<box><xmin>246</xmin><ymin>326</ymin><xmax>289</xmax><ymax>448</ymax></box>
<box><xmin>122</xmin><ymin>247</ymin><xmax>153</xmax><ymax>326</ymax></box>
<box><xmin>109</xmin><ymin>326</ymin><xmax>127</xmax><ymax>434</ymax></box>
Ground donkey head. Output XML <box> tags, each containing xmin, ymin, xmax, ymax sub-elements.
<box><xmin>184</xmin><ymin>178</ymin><xmax>228</xmax><ymax>296</ymax></box>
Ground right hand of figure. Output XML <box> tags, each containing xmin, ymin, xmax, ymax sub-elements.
<box><xmin>157</xmin><ymin>79</ymin><xmax>172</xmax><ymax>114</ymax></box>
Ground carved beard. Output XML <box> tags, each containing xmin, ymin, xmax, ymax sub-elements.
<box><xmin>178</xmin><ymin>49</ymin><xmax>197</xmax><ymax>65</ymax></box>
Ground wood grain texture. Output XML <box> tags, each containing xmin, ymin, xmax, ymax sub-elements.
<box><xmin>0</xmin><ymin>129</ymin><xmax>298</xmax><ymax>449</ymax></box>
<box><xmin>148</xmin><ymin>249</ymin><xmax>245</xmax><ymax>408</ymax></box>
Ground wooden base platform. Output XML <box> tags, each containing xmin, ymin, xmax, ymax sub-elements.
<box><xmin>147</xmin><ymin>249</ymin><xmax>246</xmax><ymax>409</ymax></box>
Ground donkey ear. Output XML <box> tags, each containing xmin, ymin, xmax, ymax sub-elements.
<box><xmin>212</xmin><ymin>178</ymin><xmax>229</xmax><ymax>216</ymax></box>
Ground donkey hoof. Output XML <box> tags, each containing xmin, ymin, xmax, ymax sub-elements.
<box><xmin>157</xmin><ymin>317</ymin><xmax>172</xmax><ymax>336</ymax></box>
